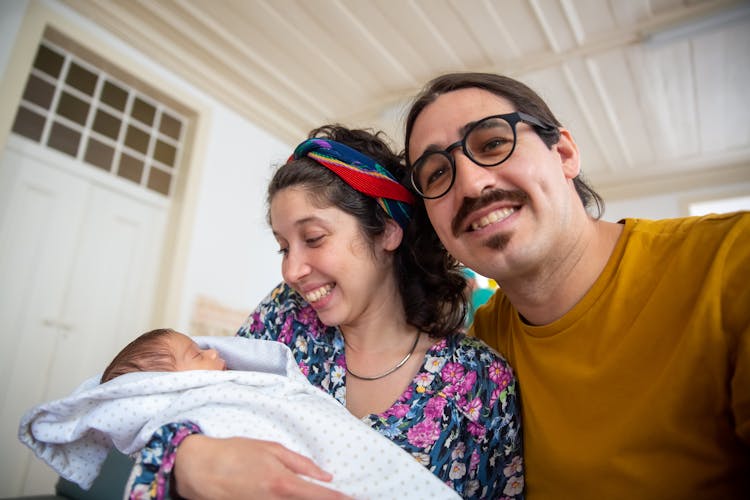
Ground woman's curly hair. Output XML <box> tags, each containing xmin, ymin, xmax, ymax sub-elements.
<box><xmin>267</xmin><ymin>124</ymin><xmax>467</xmax><ymax>338</ymax></box>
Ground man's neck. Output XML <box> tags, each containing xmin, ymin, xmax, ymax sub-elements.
<box><xmin>502</xmin><ymin>219</ymin><xmax>624</xmax><ymax>326</ymax></box>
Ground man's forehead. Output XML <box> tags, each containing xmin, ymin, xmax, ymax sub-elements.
<box><xmin>411</xmin><ymin>89</ymin><xmax>513</xmax><ymax>149</ymax></box>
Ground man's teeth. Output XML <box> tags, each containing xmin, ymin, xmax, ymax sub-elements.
<box><xmin>471</xmin><ymin>207</ymin><xmax>516</xmax><ymax>231</ymax></box>
<box><xmin>305</xmin><ymin>284</ymin><xmax>333</xmax><ymax>303</ymax></box>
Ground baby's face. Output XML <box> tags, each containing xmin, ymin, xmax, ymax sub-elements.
<box><xmin>168</xmin><ymin>333</ymin><xmax>227</xmax><ymax>371</ymax></box>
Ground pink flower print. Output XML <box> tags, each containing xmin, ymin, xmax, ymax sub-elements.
<box><xmin>503</xmin><ymin>456</ymin><xmax>523</xmax><ymax>477</ymax></box>
<box><xmin>490</xmin><ymin>386</ymin><xmax>503</xmax><ymax>407</ymax></box>
<box><xmin>249</xmin><ymin>312</ymin><xmax>263</xmax><ymax>333</ymax></box>
<box><xmin>465</xmin><ymin>480</ymin><xmax>480</xmax><ymax>498</ymax></box>
<box><xmin>406</xmin><ymin>418</ymin><xmax>441</xmax><ymax>448</ymax></box>
<box><xmin>442</xmin><ymin>383</ymin><xmax>460</xmax><ymax>399</ymax></box>
<box><xmin>423</xmin><ymin>395</ymin><xmax>447</xmax><ymax>419</ymax></box>
<box><xmin>468</xmin><ymin>420</ymin><xmax>486</xmax><ymax>439</ymax></box>
<box><xmin>503</xmin><ymin>475</ymin><xmax>524</xmax><ymax>496</ymax></box>
<box><xmin>488</xmin><ymin>360</ymin><xmax>513</xmax><ymax>389</ymax></box>
<box><xmin>383</xmin><ymin>403</ymin><xmax>410</xmax><ymax>419</ymax></box>
<box><xmin>279</xmin><ymin>316</ymin><xmax>294</xmax><ymax>344</ymax></box>
<box><xmin>298</xmin><ymin>362</ymin><xmax>310</xmax><ymax>376</ymax></box>
<box><xmin>448</xmin><ymin>461</ymin><xmax>467</xmax><ymax>480</ymax></box>
<box><xmin>424</xmin><ymin>355</ymin><xmax>445</xmax><ymax>373</ymax></box>
<box><xmin>297</xmin><ymin>305</ymin><xmax>319</xmax><ymax>328</ymax></box>
<box><xmin>430</xmin><ymin>338</ymin><xmax>447</xmax><ymax>352</ymax></box>
<box><xmin>451</xmin><ymin>441</ymin><xmax>466</xmax><ymax>460</ymax></box>
<box><xmin>399</xmin><ymin>385</ymin><xmax>414</xmax><ymax>403</ymax></box>
<box><xmin>129</xmin><ymin>483</ymin><xmax>152</xmax><ymax>500</ymax></box>
<box><xmin>470</xmin><ymin>449</ymin><xmax>480</xmax><ymax>473</ymax></box>
<box><xmin>461</xmin><ymin>397</ymin><xmax>483</xmax><ymax>422</ymax></box>
<box><xmin>414</xmin><ymin>372</ymin><xmax>434</xmax><ymax>387</ymax></box>
<box><xmin>441</xmin><ymin>362</ymin><xmax>465</xmax><ymax>384</ymax></box>
<box><xmin>458</xmin><ymin>369</ymin><xmax>477</xmax><ymax>395</ymax></box>
<box><xmin>335</xmin><ymin>355</ymin><xmax>346</xmax><ymax>368</ymax></box>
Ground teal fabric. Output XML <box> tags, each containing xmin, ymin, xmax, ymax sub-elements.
<box><xmin>55</xmin><ymin>450</ymin><xmax>133</xmax><ymax>500</ymax></box>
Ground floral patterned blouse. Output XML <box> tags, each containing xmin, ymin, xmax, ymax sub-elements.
<box><xmin>129</xmin><ymin>283</ymin><xmax>524</xmax><ymax>499</ymax></box>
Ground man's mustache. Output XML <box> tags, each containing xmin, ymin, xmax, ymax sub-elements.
<box><xmin>452</xmin><ymin>189</ymin><xmax>529</xmax><ymax>237</ymax></box>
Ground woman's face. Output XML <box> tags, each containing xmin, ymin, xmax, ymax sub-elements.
<box><xmin>270</xmin><ymin>187</ymin><xmax>397</xmax><ymax>328</ymax></box>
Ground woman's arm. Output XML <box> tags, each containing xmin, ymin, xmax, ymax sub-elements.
<box><xmin>129</xmin><ymin>424</ymin><xmax>349</xmax><ymax>500</ymax></box>
<box><xmin>173</xmin><ymin>435</ymin><xmax>350</xmax><ymax>499</ymax></box>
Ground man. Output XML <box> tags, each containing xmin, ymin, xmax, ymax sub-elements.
<box><xmin>403</xmin><ymin>72</ymin><xmax>749</xmax><ymax>499</ymax></box>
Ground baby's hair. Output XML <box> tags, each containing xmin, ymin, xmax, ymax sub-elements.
<box><xmin>101</xmin><ymin>328</ymin><xmax>178</xmax><ymax>383</ymax></box>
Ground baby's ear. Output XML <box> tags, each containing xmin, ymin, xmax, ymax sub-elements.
<box><xmin>381</xmin><ymin>218</ymin><xmax>403</xmax><ymax>251</ymax></box>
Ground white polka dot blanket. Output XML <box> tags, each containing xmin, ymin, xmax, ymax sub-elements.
<box><xmin>19</xmin><ymin>336</ymin><xmax>458</xmax><ymax>499</ymax></box>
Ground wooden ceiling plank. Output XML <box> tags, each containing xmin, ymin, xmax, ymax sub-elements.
<box><xmin>600</xmin><ymin>49</ymin><xmax>658</xmax><ymax>167</ymax></box>
<box><xmin>477</xmin><ymin>0</ymin><xmax>522</xmax><ymax>61</ymax></box>
<box><xmin>145</xmin><ymin>0</ymin><xmax>328</xmax><ymax>125</ymax></box>
<box><xmin>561</xmin><ymin>60</ymin><xmax>617</xmax><ymax>172</ymax></box>
<box><xmin>521</xmin><ymin>66</ymin><xmax>610</xmax><ymax>175</ymax></box>
<box><xmin>178</xmin><ymin>0</ymin><xmax>334</xmax><ymax>118</ymax></box>
<box><xmin>692</xmin><ymin>18</ymin><xmax>750</xmax><ymax>153</ymax></box>
<box><xmin>408</xmin><ymin>0</ymin><xmax>465</xmax><ymax>69</ymax></box>
<box><xmin>64</xmin><ymin>0</ymin><xmax>308</xmax><ymax>142</ymax></box>
<box><xmin>333</xmin><ymin>0</ymin><xmax>419</xmax><ymax>87</ymax></box>
<box><xmin>628</xmin><ymin>41</ymin><xmax>700</xmax><ymax>160</ymax></box>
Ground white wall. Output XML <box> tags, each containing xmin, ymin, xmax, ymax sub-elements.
<box><xmin>1</xmin><ymin>0</ymin><xmax>288</xmax><ymax>334</ymax></box>
<box><xmin>0</xmin><ymin>1</ymin><xmax>26</xmax><ymax>78</ymax></box>
<box><xmin>178</xmin><ymin>104</ymin><xmax>288</xmax><ymax>327</ymax></box>
<box><xmin>602</xmin><ymin>181</ymin><xmax>750</xmax><ymax>222</ymax></box>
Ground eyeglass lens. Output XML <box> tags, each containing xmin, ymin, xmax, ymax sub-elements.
<box><xmin>413</xmin><ymin>116</ymin><xmax>516</xmax><ymax>199</ymax></box>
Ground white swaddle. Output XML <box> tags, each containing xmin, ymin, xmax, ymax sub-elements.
<box><xmin>19</xmin><ymin>336</ymin><xmax>458</xmax><ymax>499</ymax></box>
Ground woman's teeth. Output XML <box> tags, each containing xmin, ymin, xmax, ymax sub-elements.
<box><xmin>305</xmin><ymin>284</ymin><xmax>333</xmax><ymax>303</ymax></box>
<box><xmin>471</xmin><ymin>207</ymin><xmax>515</xmax><ymax>231</ymax></box>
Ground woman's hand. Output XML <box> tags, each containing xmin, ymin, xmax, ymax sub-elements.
<box><xmin>173</xmin><ymin>435</ymin><xmax>351</xmax><ymax>499</ymax></box>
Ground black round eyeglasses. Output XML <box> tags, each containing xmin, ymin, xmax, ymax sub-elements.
<box><xmin>409</xmin><ymin>112</ymin><xmax>556</xmax><ymax>199</ymax></box>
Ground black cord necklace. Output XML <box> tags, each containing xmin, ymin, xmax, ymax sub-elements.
<box><xmin>345</xmin><ymin>331</ymin><xmax>421</xmax><ymax>381</ymax></box>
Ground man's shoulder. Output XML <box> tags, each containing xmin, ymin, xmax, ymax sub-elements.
<box><xmin>618</xmin><ymin>212</ymin><xmax>748</xmax><ymax>256</ymax></box>
<box><xmin>625</xmin><ymin>211</ymin><xmax>749</xmax><ymax>234</ymax></box>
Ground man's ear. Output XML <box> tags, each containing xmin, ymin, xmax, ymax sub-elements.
<box><xmin>555</xmin><ymin>128</ymin><xmax>580</xmax><ymax>180</ymax></box>
<box><xmin>381</xmin><ymin>218</ymin><xmax>403</xmax><ymax>252</ymax></box>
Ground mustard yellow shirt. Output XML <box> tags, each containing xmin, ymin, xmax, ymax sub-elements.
<box><xmin>472</xmin><ymin>213</ymin><xmax>750</xmax><ymax>499</ymax></box>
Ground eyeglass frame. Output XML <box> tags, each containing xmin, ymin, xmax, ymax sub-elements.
<box><xmin>409</xmin><ymin>111</ymin><xmax>557</xmax><ymax>199</ymax></box>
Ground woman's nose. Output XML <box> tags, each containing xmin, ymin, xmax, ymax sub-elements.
<box><xmin>282</xmin><ymin>249</ymin><xmax>310</xmax><ymax>283</ymax></box>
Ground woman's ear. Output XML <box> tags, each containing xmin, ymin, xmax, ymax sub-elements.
<box><xmin>555</xmin><ymin>128</ymin><xmax>580</xmax><ymax>180</ymax></box>
<box><xmin>381</xmin><ymin>219</ymin><xmax>403</xmax><ymax>252</ymax></box>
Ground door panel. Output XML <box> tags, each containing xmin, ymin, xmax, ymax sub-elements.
<box><xmin>0</xmin><ymin>142</ymin><xmax>168</xmax><ymax>496</ymax></box>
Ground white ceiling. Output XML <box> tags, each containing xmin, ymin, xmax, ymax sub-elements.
<box><xmin>62</xmin><ymin>0</ymin><xmax>750</xmax><ymax>199</ymax></box>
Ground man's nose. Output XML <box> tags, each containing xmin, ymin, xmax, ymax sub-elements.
<box><xmin>452</xmin><ymin>151</ymin><xmax>497</xmax><ymax>198</ymax></box>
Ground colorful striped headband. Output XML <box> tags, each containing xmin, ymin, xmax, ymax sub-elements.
<box><xmin>291</xmin><ymin>138</ymin><xmax>414</xmax><ymax>230</ymax></box>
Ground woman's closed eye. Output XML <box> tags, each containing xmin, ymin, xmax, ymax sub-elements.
<box><xmin>305</xmin><ymin>235</ymin><xmax>325</xmax><ymax>247</ymax></box>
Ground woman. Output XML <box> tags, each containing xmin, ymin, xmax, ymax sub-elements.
<box><xmin>128</xmin><ymin>126</ymin><xmax>523</xmax><ymax>499</ymax></box>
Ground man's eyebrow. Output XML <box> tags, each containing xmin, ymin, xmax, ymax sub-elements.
<box><xmin>458</xmin><ymin>119</ymin><xmax>479</xmax><ymax>137</ymax></box>
<box><xmin>421</xmin><ymin>120</ymin><xmax>479</xmax><ymax>154</ymax></box>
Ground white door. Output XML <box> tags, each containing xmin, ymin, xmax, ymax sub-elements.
<box><xmin>0</xmin><ymin>139</ymin><xmax>168</xmax><ymax>496</ymax></box>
